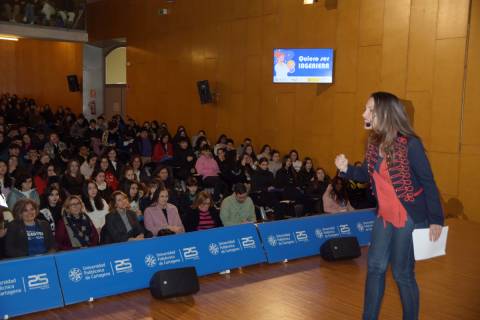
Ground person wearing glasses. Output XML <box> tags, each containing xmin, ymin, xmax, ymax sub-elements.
<box><xmin>183</xmin><ymin>191</ymin><xmax>223</xmax><ymax>232</ymax></box>
<box><xmin>4</xmin><ymin>199</ymin><xmax>56</xmax><ymax>258</ymax></box>
<box><xmin>55</xmin><ymin>195</ymin><xmax>99</xmax><ymax>250</ymax></box>
<box><xmin>220</xmin><ymin>183</ymin><xmax>256</xmax><ymax>226</ymax></box>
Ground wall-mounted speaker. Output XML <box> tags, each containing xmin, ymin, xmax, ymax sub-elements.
<box><xmin>196</xmin><ymin>80</ymin><xmax>213</xmax><ymax>104</ymax></box>
<box><xmin>67</xmin><ymin>75</ymin><xmax>80</xmax><ymax>92</ymax></box>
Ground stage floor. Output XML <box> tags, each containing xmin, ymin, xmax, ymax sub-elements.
<box><xmin>18</xmin><ymin>218</ymin><xmax>480</xmax><ymax>320</ymax></box>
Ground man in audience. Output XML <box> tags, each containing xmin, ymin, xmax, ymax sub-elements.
<box><xmin>220</xmin><ymin>183</ymin><xmax>256</xmax><ymax>226</ymax></box>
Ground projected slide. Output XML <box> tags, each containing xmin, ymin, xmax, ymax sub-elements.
<box><xmin>273</xmin><ymin>48</ymin><xmax>333</xmax><ymax>83</ymax></box>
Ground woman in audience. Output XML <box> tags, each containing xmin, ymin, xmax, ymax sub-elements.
<box><xmin>80</xmin><ymin>153</ymin><xmax>98</xmax><ymax>179</ymax></box>
<box><xmin>144</xmin><ymin>186</ymin><xmax>185</xmax><ymax>236</ymax></box>
<box><xmin>125</xmin><ymin>181</ymin><xmax>143</xmax><ymax>221</ymax></box>
<box><xmin>55</xmin><ymin>195</ymin><xmax>99</xmax><ymax>250</ymax></box>
<box><xmin>105</xmin><ymin>147</ymin><xmax>122</xmax><ymax>177</ymax></box>
<box><xmin>92</xmin><ymin>169</ymin><xmax>113</xmax><ymax>202</ymax></box>
<box><xmin>4</xmin><ymin>199</ymin><xmax>55</xmax><ymax>258</ymax></box>
<box><xmin>183</xmin><ymin>191</ymin><xmax>223</xmax><ymax>232</ymax></box>
<box><xmin>297</xmin><ymin>157</ymin><xmax>315</xmax><ymax>190</ymax></box>
<box><xmin>195</xmin><ymin>146</ymin><xmax>227</xmax><ymax>201</ymax></box>
<box><xmin>103</xmin><ymin>191</ymin><xmax>145</xmax><ymax>243</ymax></box>
<box><xmin>140</xmin><ymin>179</ymin><xmax>161</xmax><ymax>212</ymax></box>
<box><xmin>172</xmin><ymin>138</ymin><xmax>196</xmax><ymax>181</ymax></box>
<box><xmin>6</xmin><ymin>171</ymin><xmax>40</xmax><ymax>208</ymax></box>
<box><xmin>214</xmin><ymin>134</ymin><xmax>228</xmax><ymax>156</ymax></box>
<box><xmin>251</xmin><ymin>157</ymin><xmax>281</xmax><ymax>219</ymax></box>
<box><xmin>118</xmin><ymin>165</ymin><xmax>137</xmax><ymax>192</ymax></box>
<box><xmin>274</xmin><ymin>156</ymin><xmax>303</xmax><ymax>203</ymax></box>
<box><xmin>305</xmin><ymin>168</ymin><xmax>330</xmax><ymax>214</ymax></box>
<box><xmin>0</xmin><ymin>207</ymin><xmax>13</xmax><ymax>259</ymax></box>
<box><xmin>8</xmin><ymin>155</ymin><xmax>19</xmax><ymax>177</ymax></box>
<box><xmin>152</xmin><ymin>133</ymin><xmax>174</xmax><ymax>164</ymax></box>
<box><xmin>98</xmin><ymin>155</ymin><xmax>119</xmax><ymax>191</ymax></box>
<box><xmin>268</xmin><ymin>150</ymin><xmax>282</xmax><ymax>177</ymax></box>
<box><xmin>243</xmin><ymin>144</ymin><xmax>257</xmax><ymax>164</ymax></box>
<box><xmin>130</xmin><ymin>155</ymin><xmax>152</xmax><ymax>182</ymax></box>
<box><xmin>82</xmin><ymin>180</ymin><xmax>109</xmax><ymax>235</ymax></box>
<box><xmin>258</xmin><ymin>144</ymin><xmax>272</xmax><ymax>161</ymax></box>
<box><xmin>177</xmin><ymin>176</ymin><xmax>200</xmax><ymax>219</ymax></box>
<box><xmin>61</xmin><ymin>159</ymin><xmax>85</xmax><ymax>196</ymax></box>
<box><xmin>289</xmin><ymin>149</ymin><xmax>302</xmax><ymax>172</ymax></box>
<box><xmin>322</xmin><ymin>176</ymin><xmax>354</xmax><ymax>213</ymax></box>
<box><xmin>38</xmin><ymin>185</ymin><xmax>63</xmax><ymax>235</ymax></box>
<box><xmin>0</xmin><ymin>160</ymin><xmax>12</xmax><ymax>197</ymax></box>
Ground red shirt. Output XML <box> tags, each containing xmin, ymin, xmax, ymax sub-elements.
<box><xmin>372</xmin><ymin>159</ymin><xmax>408</xmax><ymax>228</ymax></box>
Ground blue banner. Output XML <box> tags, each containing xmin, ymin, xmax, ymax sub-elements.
<box><xmin>55</xmin><ymin>223</ymin><xmax>265</xmax><ymax>305</ymax></box>
<box><xmin>257</xmin><ymin>209</ymin><xmax>376</xmax><ymax>263</ymax></box>
<box><xmin>0</xmin><ymin>255</ymin><xmax>64</xmax><ymax>318</ymax></box>
<box><xmin>273</xmin><ymin>48</ymin><xmax>334</xmax><ymax>83</ymax></box>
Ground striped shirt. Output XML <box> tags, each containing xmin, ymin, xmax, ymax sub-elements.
<box><xmin>197</xmin><ymin>210</ymin><xmax>216</xmax><ymax>231</ymax></box>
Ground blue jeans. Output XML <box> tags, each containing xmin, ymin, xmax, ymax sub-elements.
<box><xmin>363</xmin><ymin>215</ymin><xmax>428</xmax><ymax>320</ymax></box>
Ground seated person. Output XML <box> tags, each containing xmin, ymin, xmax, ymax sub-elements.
<box><xmin>102</xmin><ymin>191</ymin><xmax>145</xmax><ymax>243</ymax></box>
<box><xmin>220</xmin><ymin>183</ymin><xmax>256</xmax><ymax>226</ymax></box>
<box><xmin>177</xmin><ymin>176</ymin><xmax>200</xmax><ymax>219</ymax></box>
<box><xmin>305</xmin><ymin>168</ymin><xmax>330</xmax><ymax>214</ymax></box>
<box><xmin>183</xmin><ymin>191</ymin><xmax>223</xmax><ymax>232</ymax></box>
<box><xmin>195</xmin><ymin>145</ymin><xmax>227</xmax><ymax>201</ymax></box>
<box><xmin>6</xmin><ymin>171</ymin><xmax>41</xmax><ymax>209</ymax></box>
<box><xmin>144</xmin><ymin>186</ymin><xmax>185</xmax><ymax>236</ymax></box>
<box><xmin>323</xmin><ymin>176</ymin><xmax>355</xmax><ymax>213</ymax></box>
<box><xmin>4</xmin><ymin>199</ymin><xmax>56</xmax><ymax>258</ymax></box>
<box><xmin>250</xmin><ymin>157</ymin><xmax>281</xmax><ymax>219</ymax></box>
<box><xmin>55</xmin><ymin>195</ymin><xmax>99</xmax><ymax>250</ymax></box>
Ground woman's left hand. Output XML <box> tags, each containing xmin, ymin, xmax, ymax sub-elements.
<box><xmin>429</xmin><ymin>224</ymin><xmax>443</xmax><ymax>242</ymax></box>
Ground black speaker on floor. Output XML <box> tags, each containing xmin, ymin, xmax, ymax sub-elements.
<box><xmin>196</xmin><ymin>80</ymin><xmax>212</xmax><ymax>104</ymax></box>
<box><xmin>149</xmin><ymin>267</ymin><xmax>199</xmax><ymax>299</ymax></box>
<box><xmin>67</xmin><ymin>75</ymin><xmax>80</xmax><ymax>92</ymax></box>
<box><xmin>320</xmin><ymin>237</ymin><xmax>361</xmax><ymax>261</ymax></box>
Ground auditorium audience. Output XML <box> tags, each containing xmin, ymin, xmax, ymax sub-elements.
<box><xmin>0</xmin><ymin>92</ymin><xmax>376</xmax><ymax>260</ymax></box>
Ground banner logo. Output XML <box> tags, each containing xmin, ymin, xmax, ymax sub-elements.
<box><xmin>241</xmin><ymin>236</ymin><xmax>256</xmax><ymax>249</ymax></box>
<box><xmin>295</xmin><ymin>230</ymin><xmax>309</xmax><ymax>242</ymax></box>
<box><xmin>183</xmin><ymin>246</ymin><xmax>200</xmax><ymax>260</ymax></box>
<box><xmin>27</xmin><ymin>273</ymin><xmax>49</xmax><ymax>290</ymax></box>
<box><xmin>68</xmin><ymin>268</ymin><xmax>83</xmax><ymax>282</ymax></box>
<box><xmin>315</xmin><ymin>228</ymin><xmax>324</xmax><ymax>239</ymax></box>
<box><xmin>144</xmin><ymin>254</ymin><xmax>157</xmax><ymax>268</ymax></box>
<box><xmin>114</xmin><ymin>259</ymin><xmax>133</xmax><ymax>274</ymax></box>
<box><xmin>338</xmin><ymin>224</ymin><xmax>351</xmax><ymax>234</ymax></box>
<box><xmin>208</xmin><ymin>243</ymin><xmax>220</xmax><ymax>255</ymax></box>
<box><xmin>267</xmin><ymin>235</ymin><xmax>277</xmax><ymax>247</ymax></box>
<box><xmin>356</xmin><ymin>222</ymin><xmax>365</xmax><ymax>232</ymax></box>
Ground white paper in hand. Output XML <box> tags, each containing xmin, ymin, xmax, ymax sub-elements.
<box><xmin>412</xmin><ymin>226</ymin><xmax>449</xmax><ymax>261</ymax></box>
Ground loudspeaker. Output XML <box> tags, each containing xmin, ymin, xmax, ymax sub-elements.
<box><xmin>149</xmin><ymin>267</ymin><xmax>199</xmax><ymax>299</ymax></box>
<box><xmin>67</xmin><ymin>75</ymin><xmax>80</xmax><ymax>92</ymax></box>
<box><xmin>196</xmin><ymin>80</ymin><xmax>212</xmax><ymax>104</ymax></box>
<box><xmin>320</xmin><ymin>237</ymin><xmax>361</xmax><ymax>261</ymax></box>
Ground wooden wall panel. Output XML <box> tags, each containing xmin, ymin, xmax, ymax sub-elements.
<box><xmin>0</xmin><ymin>39</ymin><xmax>82</xmax><ymax>113</ymax></box>
<box><xmin>358</xmin><ymin>0</ymin><xmax>385</xmax><ymax>46</ymax></box>
<box><xmin>86</xmin><ymin>0</ymin><xmax>477</xmax><ymax>221</ymax></box>
<box><xmin>406</xmin><ymin>0</ymin><xmax>438</xmax><ymax>92</ymax></box>
<box><xmin>437</xmin><ymin>0</ymin><xmax>470</xmax><ymax>39</ymax></box>
<box><xmin>430</xmin><ymin>38</ymin><xmax>466</xmax><ymax>153</ymax></box>
<box><xmin>380</xmin><ymin>0</ymin><xmax>411</xmax><ymax>97</ymax></box>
